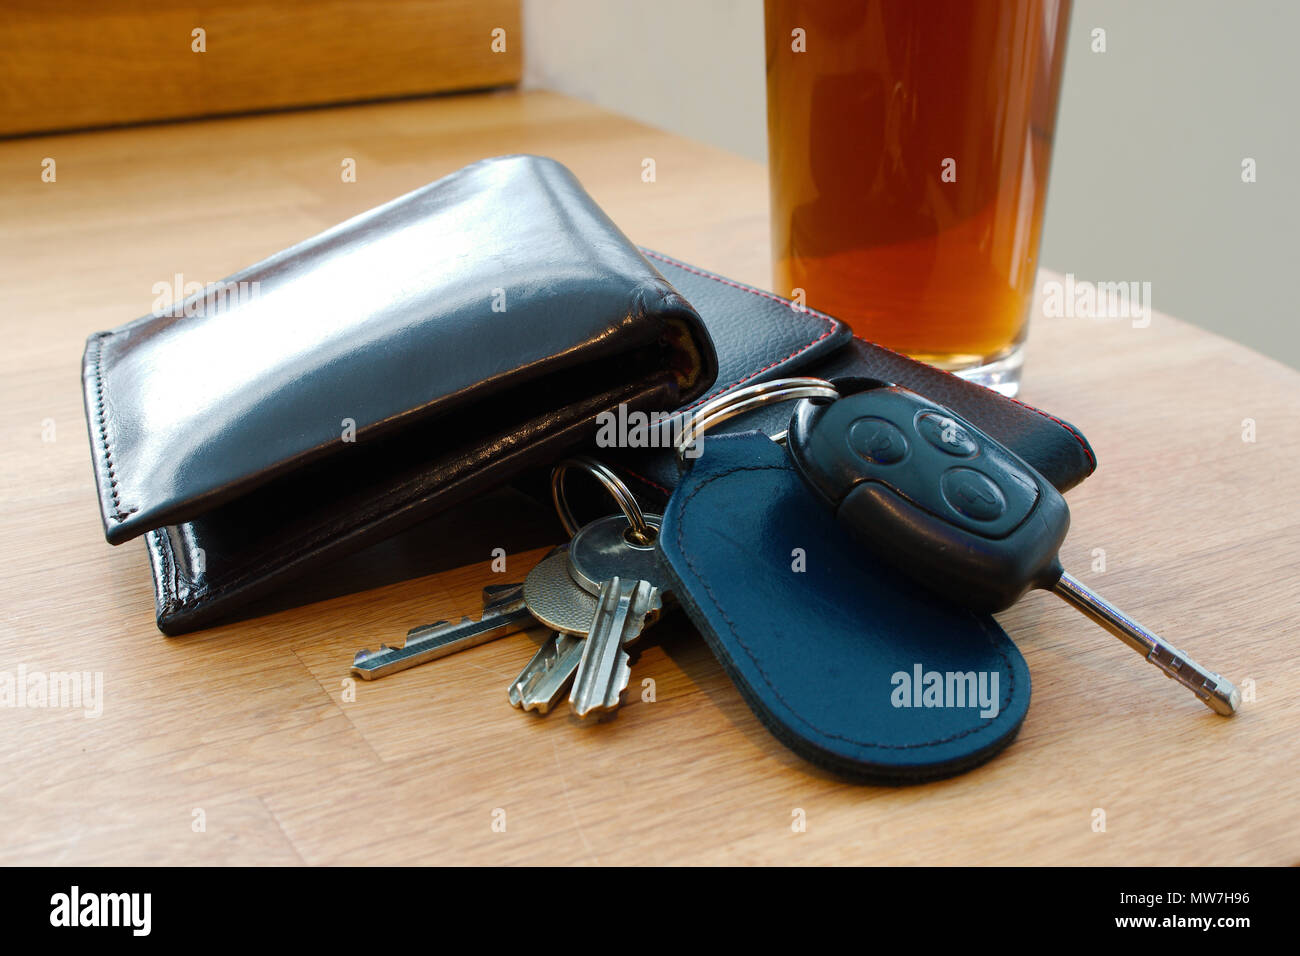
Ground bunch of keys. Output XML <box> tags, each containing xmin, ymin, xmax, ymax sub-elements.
<box><xmin>353</xmin><ymin>375</ymin><xmax>1240</xmax><ymax>721</ymax></box>
<box><xmin>352</xmin><ymin>458</ymin><xmax>675</xmax><ymax>719</ymax></box>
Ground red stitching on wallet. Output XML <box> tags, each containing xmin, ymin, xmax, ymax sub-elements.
<box><xmin>618</xmin><ymin>464</ymin><xmax>670</xmax><ymax>497</ymax></box>
<box><xmin>1002</xmin><ymin>395</ymin><xmax>1096</xmax><ymax>470</ymax></box>
<box><xmin>640</xmin><ymin>248</ymin><xmax>838</xmax><ymax>412</ymax></box>
<box><xmin>639</xmin><ymin>248</ymin><xmax>1096</xmax><ymax>480</ymax></box>
<box><xmin>840</xmin><ymin>330</ymin><xmax>1098</xmax><ymax>473</ymax></box>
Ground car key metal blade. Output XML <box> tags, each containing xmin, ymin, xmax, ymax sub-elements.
<box><xmin>508</xmin><ymin>632</ymin><xmax>585</xmax><ymax>713</ymax></box>
<box><xmin>1051</xmin><ymin>571</ymin><xmax>1240</xmax><ymax>715</ymax></box>
<box><xmin>568</xmin><ymin>577</ymin><xmax>659</xmax><ymax>718</ymax></box>
<box><xmin>352</xmin><ymin>584</ymin><xmax>533</xmax><ymax>680</ymax></box>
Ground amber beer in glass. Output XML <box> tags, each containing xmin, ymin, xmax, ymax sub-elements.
<box><xmin>765</xmin><ymin>0</ymin><xmax>1071</xmax><ymax>394</ymax></box>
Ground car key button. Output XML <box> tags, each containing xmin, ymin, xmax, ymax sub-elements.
<box><xmin>916</xmin><ymin>411</ymin><xmax>978</xmax><ymax>456</ymax></box>
<box><xmin>848</xmin><ymin>417</ymin><xmax>908</xmax><ymax>465</ymax></box>
<box><xmin>940</xmin><ymin>468</ymin><xmax>1006</xmax><ymax>521</ymax></box>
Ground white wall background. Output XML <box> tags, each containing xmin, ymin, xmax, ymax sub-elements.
<box><xmin>523</xmin><ymin>0</ymin><xmax>1300</xmax><ymax>369</ymax></box>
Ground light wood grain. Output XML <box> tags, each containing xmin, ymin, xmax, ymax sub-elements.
<box><xmin>0</xmin><ymin>90</ymin><xmax>1296</xmax><ymax>865</ymax></box>
<box><xmin>0</xmin><ymin>0</ymin><xmax>521</xmax><ymax>136</ymax></box>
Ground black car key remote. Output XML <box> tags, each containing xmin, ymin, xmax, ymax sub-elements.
<box><xmin>787</xmin><ymin>380</ymin><xmax>1239</xmax><ymax>716</ymax></box>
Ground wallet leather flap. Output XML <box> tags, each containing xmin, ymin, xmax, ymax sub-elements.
<box><xmin>604</xmin><ymin>258</ymin><xmax>1097</xmax><ymax>505</ymax></box>
<box><xmin>639</xmin><ymin>249</ymin><xmax>853</xmax><ymax>410</ymax></box>
<box><xmin>83</xmin><ymin>155</ymin><xmax>716</xmax><ymax>545</ymax></box>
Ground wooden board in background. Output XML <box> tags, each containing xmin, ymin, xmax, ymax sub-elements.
<box><xmin>0</xmin><ymin>0</ymin><xmax>522</xmax><ymax>136</ymax></box>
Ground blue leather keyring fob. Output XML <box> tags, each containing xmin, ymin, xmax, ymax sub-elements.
<box><xmin>656</xmin><ymin>432</ymin><xmax>1031</xmax><ymax>784</ymax></box>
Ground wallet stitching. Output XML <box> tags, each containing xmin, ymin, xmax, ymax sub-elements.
<box><xmin>672</xmin><ymin>456</ymin><xmax>1016</xmax><ymax>751</ymax></box>
<box><xmin>620</xmin><ymin>466</ymin><xmax>671</xmax><ymax>498</ymax></box>
<box><xmin>640</xmin><ymin>250</ymin><xmax>838</xmax><ymax>411</ymax></box>
<box><xmin>640</xmin><ymin>249</ymin><xmax>1095</xmax><ymax>472</ymax></box>
<box><xmin>152</xmin><ymin>529</ymin><xmax>179</xmax><ymax>614</ymax></box>
<box><xmin>87</xmin><ymin>333</ymin><xmax>138</xmax><ymax>521</ymax></box>
<box><xmin>845</xmin><ymin>331</ymin><xmax>1098</xmax><ymax>472</ymax></box>
<box><xmin>1003</xmin><ymin>395</ymin><xmax>1096</xmax><ymax>470</ymax></box>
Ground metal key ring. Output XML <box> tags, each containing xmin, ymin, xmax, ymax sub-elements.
<box><xmin>551</xmin><ymin>456</ymin><xmax>655</xmax><ymax>544</ymax></box>
<box><xmin>675</xmin><ymin>377</ymin><xmax>841</xmax><ymax>466</ymax></box>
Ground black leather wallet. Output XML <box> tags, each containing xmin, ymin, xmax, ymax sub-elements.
<box><xmin>83</xmin><ymin>156</ymin><xmax>717</xmax><ymax>633</ymax></box>
<box><xmin>83</xmin><ymin>157</ymin><xmax>1096</xmax><ymax>635</ymax></box>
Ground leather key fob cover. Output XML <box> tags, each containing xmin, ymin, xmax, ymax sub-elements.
<box><xmin>656</xmin><ymin>432</ymin><xmax>1031</xmax><ymax>784</ymax></box>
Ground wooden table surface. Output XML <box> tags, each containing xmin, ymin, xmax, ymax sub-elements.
<box><xmin>1</xmin><ymin>90</ymin><xmax>1297</xmax><ymax>866</ymax></box>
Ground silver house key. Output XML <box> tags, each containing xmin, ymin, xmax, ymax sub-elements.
<box><xmin>508</xmin><ymin>634</ymin><xmax>586</xmax><ymax>714</ymax></box>
<box><xmin>549</xmin><ymin>458</ymin><xmax>675</xmax><ymax>602</ymax></box>
<box><xmin>350</xmin><ymin>456</ymin><xmax>675</xmax><ymax>723</ymax></box>
<box><xmin>508</xmin><ymin>550</ymin><xmax>603</xmax><ymax>713</ymax></box>
<box><xmin>564</xmin><ymin>513</ymin><xmax>667</xmax><ymax>597</ymax></box>
<box><xmin>509</xmin><ymin>458</ymin><xmax>675</xmax><ymax>716</ymax></box>
<box><xmin>547</xmin><ymin>458</ymin><xmax>677</xmax><ymax>718</ymax></box>
<box><xmin>510</xmin><ymin>516</ymin><xmax>668</xmax><ymax>714</ymax></box>
<box><xmin>568</xmin><ymin>577</ymin><xmax>661</xmax><ymax>718</ymax></box>
<box><xmin>351</xmin><ymin>582</ymin><xmax>535</xmax><ymax>680</ymax></box>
